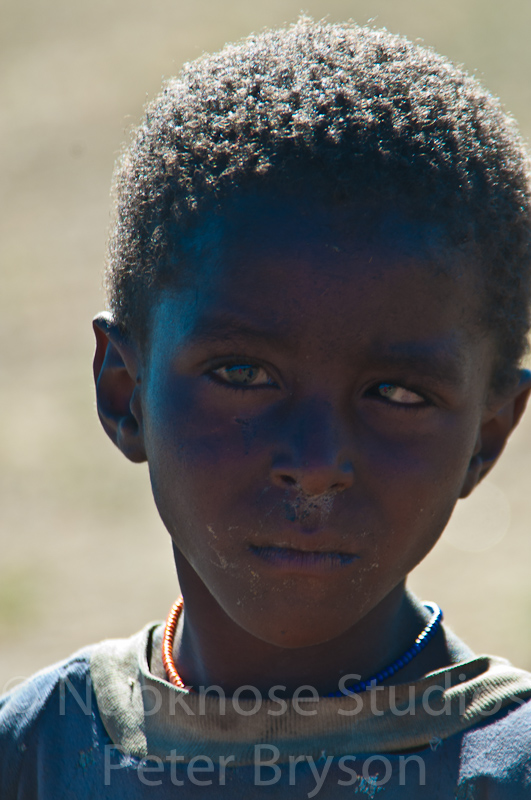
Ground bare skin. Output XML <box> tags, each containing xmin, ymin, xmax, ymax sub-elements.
<box><xmin>93</xmin><ymin>194</ymin><xmax>531</xmax><ymax>696</ymax></box>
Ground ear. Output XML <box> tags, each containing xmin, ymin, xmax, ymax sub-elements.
<box><xmin>460</xmin><ymin>369</ymin><xmax>531</xmax><ymax>498</ymax></box>
<box><xmin>92</xmin><ymin>312</ymin><xmax>147</xmax><ymax>463</ymax></box>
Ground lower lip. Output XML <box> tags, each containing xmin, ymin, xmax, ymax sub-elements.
<box><xmin>249</xmin><ymin>545</ymin><xmax>359</xmax><ymax>572</ymax></box>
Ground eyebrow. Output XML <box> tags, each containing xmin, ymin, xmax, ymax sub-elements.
<box><xmin>183</xmin><ymin>314</ymin><xmax>470</xmax><ymax>387</ymax></box>
<box><xmin>370</xmin><ymin>341</ymin><xmax>468</xmax><ymax>386</ymax></box>
<box><xmin>184</xmin><ymin>314</ymin><xmax>289</xmax><ymax>348</ymax></box>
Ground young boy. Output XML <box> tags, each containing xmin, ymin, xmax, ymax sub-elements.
<box><xmin>1</xmin><ymin>17</ymin><xmax>531</xmax><ymax>798</ymax></box>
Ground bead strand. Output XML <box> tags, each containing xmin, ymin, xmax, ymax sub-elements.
<box><xmin>162</xmin><ymin>596</ymin><xmax>187</xmax><ymax>690</ymax></box>
<box><xmin>327</xmin><ymin>601</ymin><xmax>443</xmax><ymax>696</ymax></box>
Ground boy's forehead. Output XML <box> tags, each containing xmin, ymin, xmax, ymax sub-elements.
<box><xmin>216</xmin><ymin>190</ymin><xmax>448</xmax><ymax>258</ymax></box>
<box><xmin>174</xmin><ymin>190</ymin><xmax>461</xmax><ymax>303</ymax></box>
<box><xmin>149</xmin><ymin>193</ymin><xmax>488</xmax><ymax>376</ymax></box>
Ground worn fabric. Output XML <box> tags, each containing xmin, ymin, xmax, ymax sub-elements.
<box><xmin>1</xmin><ymin>623</ymin><xmax>531</xmax><ymax>798</ymax></box>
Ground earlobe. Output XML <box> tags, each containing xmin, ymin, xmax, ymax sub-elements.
<box><xmin>93</xmin><ymin>312</ymin><xmax>147</xmax><ymax>463</ymax></box>
<box><xmin>460</xmin><ymin>369</ymin><xmax>531</xmax><ymax>498</ymax></box>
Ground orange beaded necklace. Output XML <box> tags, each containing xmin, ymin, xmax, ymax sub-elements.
<box><xmin>161</xmin><ymin>596</ymin><xmax>188</xmax><ymax>690</ymax></box>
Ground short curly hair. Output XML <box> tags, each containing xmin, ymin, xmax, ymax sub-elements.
<box><xmin>107</xmin><ymin>17</ymin><xmax>531</xmax><ymax>390</ymax></box>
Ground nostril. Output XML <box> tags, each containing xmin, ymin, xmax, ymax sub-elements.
<box><xmin>280</xmin><ymin>475</ymin><xmax>297</xmax><ymax>486</ymax></box>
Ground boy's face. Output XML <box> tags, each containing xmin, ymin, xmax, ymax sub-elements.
<box><xmin>116</xmin><ymin>196</ymin><xmax>509</xmax><ymax>648</ymax></box>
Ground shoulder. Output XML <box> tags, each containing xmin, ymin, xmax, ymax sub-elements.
<box><xmin>457</xmin><ymin>698</ymin><xmax>531</xmax><ymax>797</ymax></box>
<box><xmin>0</xmin><ymin>645</ymin><xmax>95</xmax><ymax>740</ymax></box>
<box><xmin>0</xmin><ymin>646</ymin><xmax>96</xmax><ymax>797</ymax></box>
<box><xmin>0</xmin><ymin>626</ymin><xmax>158</xmax><ymax>800</ymax></box>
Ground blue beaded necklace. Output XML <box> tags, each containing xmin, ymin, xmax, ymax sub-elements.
<box><xmin>327</xmin><ymin>601</ymin><xmax>443</xmax><ymax>697</ymax></box>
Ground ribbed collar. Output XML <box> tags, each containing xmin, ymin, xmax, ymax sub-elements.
<box><xmin>90</xmin><ymin>623</ymin><xmax>531</xmax><ymax>764</ymax></box>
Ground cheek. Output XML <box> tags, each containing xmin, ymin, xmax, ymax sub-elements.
<box><xmin>363</xmin><ymin>419</ymin><xmax>478</xmax><ymax>560</ymax></box>
<box><xmin>142</xmin><ymin>380</ymin><xmax>264</xmax><ymax>541</ymax></box>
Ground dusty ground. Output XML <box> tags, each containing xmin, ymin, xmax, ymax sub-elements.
<box><xmin>2</xmin><ymin>0</ymin><xmax>531</xmax><ymax>692</ymax></box>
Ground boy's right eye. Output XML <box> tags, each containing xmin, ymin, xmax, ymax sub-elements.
<box><xmin>210</xmin><ymin>364</ymin><xmax>276</xmax><ymax>388</ymax></box>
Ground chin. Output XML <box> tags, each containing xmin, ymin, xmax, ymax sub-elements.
<box><xmin>232</xmin><ymin>601</ymin><xmax>357</xmax><ymax>650</ymax></box>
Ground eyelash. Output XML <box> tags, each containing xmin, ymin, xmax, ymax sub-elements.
<box><xmin>364</xmin><ymin>382</ymin><xmax>430</xmax><ymax>409</ymax></box>
<box><xmin>206</xmin><ymin>360</ymin><xmax>278</xmax><ymax>391</ymax></box>
<box><xmin>205</xmin><ymin>359</ymin><xmax>431</xmax><ymax>407</ymax></box>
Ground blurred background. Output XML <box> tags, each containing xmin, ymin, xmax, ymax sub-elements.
<box><xmin>2</xmin><ymin>0</ymin><xmax>531</xmax><ymax>690</ymax></box>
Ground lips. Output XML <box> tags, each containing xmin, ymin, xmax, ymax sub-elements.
<box><xmin>249</xmin><ymin>544</ymin><xmax>359</xmax><ymax>571</ymax></box>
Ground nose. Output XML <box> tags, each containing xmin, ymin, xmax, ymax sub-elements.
<box><xmin>269</xmin><ymin>400</ymin><xmax>354</xmax><ymax>496</ymax></box>
<box><xmin>271</xmin><ymin>463</ymin><xmax>354</xmax><ymax>495</ymax></box>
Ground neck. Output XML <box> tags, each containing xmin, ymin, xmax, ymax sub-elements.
<box><xmin>171</xmin><ymin>556</ymin><xmax>453</xmax><ymax>696</ymax></box>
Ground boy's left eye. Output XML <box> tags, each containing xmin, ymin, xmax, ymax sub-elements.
<box><xmin>211</xmin><ymin>364</ymin><xmax>276</xmax><ymax>387</ymax></box>
<box><xmin>370</xmin><ymin>383</ymin><xmax>426</xmax><ymax>405</ymax></box>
